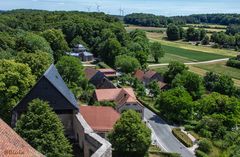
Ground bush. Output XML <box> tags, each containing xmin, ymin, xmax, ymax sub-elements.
<box><xmin>195</xmin><ymin>150</ymin><xmax>209</xmax><ymax>157</ymax></box>
<box><xmin>226</xmin><ymin>57</ymin><xmax>240</xmax><ymax>69</ymax></box>
<box><xmin>198</xmin><ymin>139</ymin><xmax>212</xmax><ymax>153</ymax></box>
<box><xmin>172</xmin><ymin>128</ymin><xmax>193</xmax><ymax>147</ymax></box>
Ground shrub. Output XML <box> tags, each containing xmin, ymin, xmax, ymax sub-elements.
<box><xmin>172</xmin><ymin>128</ymin><xmax>193</xmax><ymax>147</ymax></box>
<box><xmin>195</xmin><ymin>150</ymin><xmax>209</xmax><ymax>157</ymax></box>
<box><xmin>198</xmin><ymin>139</ymin><xmax>212</xmax><ymax>153</ymax></box>
<box><xmin>226</xmin><ymin>57</ymin><xmax>240</xmax><ymax>69</ymax></box>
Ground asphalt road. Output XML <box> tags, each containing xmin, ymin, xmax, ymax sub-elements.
<box><xmin>144</xmin><ymin>108</ymin><xmax>195</xmax><ymax>157</ymax></box>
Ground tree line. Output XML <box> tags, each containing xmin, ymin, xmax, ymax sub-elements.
<box><xmin>124</xmin><ymin>13</ymin><xmax>240</xmax><ymax>27</ymax></box>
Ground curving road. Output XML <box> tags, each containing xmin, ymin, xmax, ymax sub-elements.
<box><xmin>148</xmin><ymin>58</ymin><xmax>229</xmax><ymax>67</ymax></box>
<box><xmin>144</xmin><ymin>108</ymin><xmax>195</xmax><ymax>157</ymax></box>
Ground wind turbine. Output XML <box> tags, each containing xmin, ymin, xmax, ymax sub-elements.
<box><xmin>87</xmin><ymin>6</ymin><xmax>91</xmax><ymax>12</ymax></box>
<box><xmin>96</xmin><ymin>3</ymin><xmax>100</xmax><ymax>12</ymax></box>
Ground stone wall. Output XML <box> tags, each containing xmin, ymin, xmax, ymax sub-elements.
<box><xmin>73</xmin><ymin>113</ymin><xmax>112</xmax><ymax>157</ymax></box>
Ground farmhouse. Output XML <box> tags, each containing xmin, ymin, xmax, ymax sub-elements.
<box><xmin>98</xmin><ymin>68</ymin><xmax>117</xmax><ymax>78</ymax></box>
<box><xmin>134</xmin><ymin>69</ymin><xmax>167</xmax><ymax>89</ymax></box>
<box><xmin>94</xmin><ymin>88</ymin><xmax>144</xmax><ymax>118</ymax></box>
<box><xmin>80</xmin><ymin>106</ymin><xmax>120</xmax><ymax>139</ymax></box>
<box><xmin>0</xmin><ymin>119</ymin><xmax>44</xmax><ymax>157</ymax></box>
<box><xmin>84</xmin><ymin>67</ymin><xmax>116</xmax><ymax>89</ymax></box>
<box><xmin>67</xmin><ymin>44</ymin><xmax>94</xmax><ymax>62</ymax></box>
<box><xmin>11</xmin><ymin>64</ymin><xmax>112</xmax><ymax>157</ymax></box>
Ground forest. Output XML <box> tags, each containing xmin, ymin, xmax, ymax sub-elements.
<box><xmin>124</xmin><ymin>13</ymin><xmax>240</xmax><ymax>27</ymax></box>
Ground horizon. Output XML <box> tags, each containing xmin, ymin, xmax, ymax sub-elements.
<box><xmin>1</xmin><ymin>0</ymin><xmax>240</xmax><ymax>16</ymax></box>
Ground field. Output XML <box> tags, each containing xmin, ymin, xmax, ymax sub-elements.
<box><xmin>125</xmin><ymin>25</ymin><xmax>240</xmax><ymax>86</ymax></box>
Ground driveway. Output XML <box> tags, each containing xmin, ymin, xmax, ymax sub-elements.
<box><xmin>144</xmin><ymin>108</ymin><xmax>195</xmax><ymax>157</ymax></box>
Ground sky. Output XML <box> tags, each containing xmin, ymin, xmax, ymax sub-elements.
<box><xmin>1</xmin><ymin>0</ymin><xmax>240</xmax><ymax>16</ymax></box>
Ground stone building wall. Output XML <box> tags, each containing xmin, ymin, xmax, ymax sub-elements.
<box><xmin>73</xmin><ymin>113</ymin><xmax>112</xmax><ymax>157</ymax></box>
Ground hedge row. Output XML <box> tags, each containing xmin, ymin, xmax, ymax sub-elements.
<box><xmin>172</xmin><ymin>128</ymin><xmax>193</xmax><ymax>147</ymax></box>
<box><xmin>226</xmin><ymin>57</ymin><xmax>240</xmax><ymax>69</ymax></box>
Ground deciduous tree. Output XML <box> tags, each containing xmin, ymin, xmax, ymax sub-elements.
<box><xmin>108</xmin><ymin>110</ymin><xmax>151</xmax><ymax>157</ymax></box>
<box><xmin>0</xmin><ymin>60</ymin><xmax>35</xmax><ymax>123</ymax></box>
<box><xmin>15</xmin><ymin>99</ymin><xmax>72</xmax><ymax>157</ymax></box>
<box><xmin>150</xmin><ymin>42</ymin><xmax>165</xmax><ymax>63</ymax></box>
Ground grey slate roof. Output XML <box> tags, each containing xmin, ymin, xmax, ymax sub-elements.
<box><xmin>82</xmin><ymin>51</ymin><xmax>93</xmax><ymax>57</ymax></box>
<box><xmin>44</xmin><ymin>64</ymin><xmax>78</xmax><ymax>109</ymax></box>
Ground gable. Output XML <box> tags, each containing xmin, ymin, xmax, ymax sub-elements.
<box><xmin>13</xmin><ymin>77</ymin><xmax>78</xmax><ymax>113</ymax></box>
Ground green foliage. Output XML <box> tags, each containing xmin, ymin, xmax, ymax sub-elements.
<box><xmin>198</xmin><ymin>139</ymin><xmax>213</xmax><ymax>153</ymax></box>
<box><xmin>99</xmin><ymin>38</ymin><xmax>124</xmax><ymax>66</ymax></box>
<box><xmin>155</xmin><ymin>87</ymin><xmax>193</xmax><ymax>124</ymax></box>
<box><xmin>201</xmin><ymin>36</ymin><xmax>210</xmax><ymax>45</ymax></box>
<box><xmin>172</xmin><ymin>128</ymin><xmax>193</xmax><ymax>147</ymax></box>
<box><xmin>195</xmin><ymin>93</ymin><xmax>240</xmax><ymax>131</ymax></box>
<box><xmin>115</xmin><ymin>55</ymin><xmax>140</xmax><ymax>73</ymax></box>
<box><xmin>172</xmin><ymin>71</ymin><xmax>205</xmax><ymax>100</ymax></box>
<box><xmin>226</xmin><ymin>24</ymin><xmax>240</xmax><ymax>35</ymax></box>
<box><xmin>0</xmin><ymin>32</ymin><xmax>15</xmax><ymax>50</ymax></box>
<box><xmin>150</xmin><ymin>42</ymin><xmax>165</xmax><ymax>63</ymax></box>
<box><xmin>108</xmin><ymin>110</ymin><xmax>151</xmax><ymax>157</ymax></box>
<box><xmin>167</xmin><ymin>24</ymin><xmax>180</xmax><ymax>41</ymax></box>
<box><xmin>186</xmin><ymin>26</ymin><xmax>200</xmax><ymax>41</ymax></box>
<box><xmin>16</xmin><ymin>32</ymin><xmax>52</xmax><ymax>54</ymax></box>
<box><xmin>164</xmin><ymin>61</ymin><xmax>188</xmax><ymax>83</ymax></box>
<box><xmin>204</xmin><ymin>72</ymin><xmax>236</xmax><ymax>96</ymax></box>
<box><xmin>147</xmin><ymin>80</ymin><xmax>161</xmax><ymax>97</ymax></box>
<box><xmin>56</xmin><ymin>56</ymin><xmax>84</xmax><ymax>85</ymax></box>
<box><xmin>0</xmin><ymin>60</ymin><xmax>35</xmax><ymax>123</ymax></box>
<box><xmin>227</xmin><ymin>57</ymin><xmax>240</xmax><ymax>69</ymax></box>
<box><xmin>41</xmin><ymin>29</ymin><xmax>69</xmax><ymax>62</ymax></box>
<box><xmin>15</xmin><ymin>51</ymin><xmax>52</xmax><ymax>78</ymax></box>
<box><xmin>195</xmin><ymin>150</ymin><xmax>209</xmax><ymax>157</ymax></box>
<box><xmin>15</xmin><ymin>99</ymin><xmax>72</xmax><ymax>157</ymax></box>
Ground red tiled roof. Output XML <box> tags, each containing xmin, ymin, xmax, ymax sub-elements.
<box><xmin>84</xmin><ymin>67</ymin><xmax>98</xmax><ymax>80</ymax></box>
<box><xmin>80</xmin><ymin>106</ymin><xmax>120</xmax><ymax>132</ymax></box>
<box><xmin>98</xmin><ymin>68</ymin><xmax>117</xmax><ymax>77</ymax></box>
<box><xmin>95</xmin><ymin>88</ymin><xmax>142</xmax><ymax>108</ymax></box>
<box><xmin>144</xmin><ymin>70</ymin><xmax>157</xmax><ymax>79</ymax></box>
<box><xmin>0</xmin><ymin>119</ymin><xmax>44</xmax><ymax>157</ymax></box>
<box><xmin>95</xmin><ymin>88</ymin><xmax>122</xmax><ymax>101</ymax></box>
<box><xmin>134</xmin><ymin>70</ymin><xmax>145</xmax><ymax>81</ymax></box>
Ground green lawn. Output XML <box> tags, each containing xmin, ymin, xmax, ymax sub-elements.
<box><xmin>193</xmin><ymin>61</ymin><xmax>240</xmax><ymax>80</ymax></box>
<box><xmin>161</xmin><ymin>45</ymin><xmax>229</xmax><ymax>62</ymax></box>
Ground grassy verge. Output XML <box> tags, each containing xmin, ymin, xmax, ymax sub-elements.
<box><xmin>138</xmin><ymin>96</ymin><xmax>160</xmax><ymax>115</ymax></box>
<box><xmin>98</xmin><ymin>62</ymin><xmax>111</xmax><ymax>68</ymax></box>
<box><xmin>172</xmin><ymin>128</ymin><xmax>193</xmax><ymax>147</ymax></box>
<box><xmin>148</xmin><ymin>145</ymin><xmax>180</xmax><ymax>157</ymax></box>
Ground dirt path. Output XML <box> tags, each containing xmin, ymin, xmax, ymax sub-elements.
<box><xmin>148</xmin><ymin>58</ymin><xmax>229</xmax><ymax>67</ymax></box>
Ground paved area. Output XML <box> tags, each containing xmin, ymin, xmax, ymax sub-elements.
<box><xmin>144</xmin><ymin>108</ymin><xmax>195</xmax><ymax>157</ymax></box>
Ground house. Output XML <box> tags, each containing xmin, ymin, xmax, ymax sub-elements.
<box><xmin>84</xmin><ymin>67</ymin><xmax>116</xmax><ymax>89</ymax></box>
<box><xmin>134</xmin><ymin>69</ymin><xmax>167</xmax><ymax>89</ymax></box>
<box><xmin>11</xmin><ymin>64</ymin><xmax>112</xmax><ymax>157</ymax></box>
<box><xmin>67</xmin><ymin>44</ymin><xmax>94</xmax><ymax>62</ymax></box>
<box><xmin>80</xmin><ymin>106</ymin><xmax>120</xmax><ymax>139</ymax></box>
<box><xmin>12</xmin><ymin>64</ymin><xmax>79</xmax><ymax>137</ymax></box>
<box><xmin>98</xmin><ymin>68</ymin><xmax>117</xmax><ymax>78</ymax></box>
<box><xmin>94</xmin><ymin>88</ymin><xmax>144</xmax><ymax>118</ymax></box>
<box><xmin>0</xmin><ymin>119</ymin><xmax>44</xmax><ymax>157</ymax></box>
<box><xmin>73</xmin><ymin>44</ymin><xmax>87</xmax><ymax>53</ymax></box>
